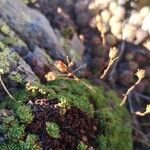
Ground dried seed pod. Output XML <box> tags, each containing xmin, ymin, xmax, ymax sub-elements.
<box><xmin>135</xmin><ymin>69</ymin><xmax>146</xmax><ymax>80</ymax></box>
<box><xmin>54</xmin><ymin>60</ymin><xmax>68</xmax><ymax>73</ymax></box>
<box><xmin>109</xmin><ymin>47</ymin><xmax>119</xmax><ymax>60</ymax></box>
<box><xmin>45</xmin><ymin>72</ymin><xmax>56</xmax><ymax>81</ymax></box>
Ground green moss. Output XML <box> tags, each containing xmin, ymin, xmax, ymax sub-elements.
<box><xmin>77</xmin><ymin>141</ymin><xmax>88</xmax><ymax>150</ymax></box>
<box><xmin>46</xmin><ymin>122</ymin><xmax>60</xmax><ymax>139</ymax></box>
<box><xmin>0</xmin><ymin>79</ymin><xmax>132</xmax><ymax>149</ymax></box>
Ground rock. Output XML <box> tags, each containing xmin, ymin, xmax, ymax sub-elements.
<box><xmin>105</xmin><ymin>33</ymin><xmax>118</xmax><ymax>47</ymax></box>
<box><xmin>109</xmin><ymin>16</ymin><xmax>121</xmax><ymax>27</ymax></box>
<box><xmin>113</xmin><ymin>6</ymin><xmax>126</xmax><ymax>20</ymax></box>
<box><xmin>0</xmin><ymin>109</ymin><xmax>13</xmax><ymax>117</ymax></box>
<box><xmin>0</xmin><ymin>0</ymin><xmax>66</xmax><ymax>60</ymax></box>
<box><xmin>0</xmin><ymin>137</ymin><xmax>4</xmax><ymax>144</ymax></box>
<box><xmin>70</xmin><ymin>33</ymin><xmax>84</xmax><ymax>57</ymax></box>
<box><xmin>111</xmin><ymin>21</ymin><xmax>122</xmax><ymax>39</ymax></box>
<box><xmin>75</xmin><ymin>1</ymin><xmax>87</xmax><ymax>14</ymax></box>
<box><xmin>142</xmin><ymin>13</ymin><xmax>150</xmax><ymax>33</ymax></box>
<box><xmin>88</xmin><ymin>0</ymin><xmax>109</xmax><ymax>11</ymax></box>
<box><xmin>101</xmin><ymin>9</ymin><xmax>111</xmax><ymax>24</ymax></box>
<box><xmin>129</xmin><ymin>12</ymin><xmax>143</xmax><ymax>27</ymax></box>
<box><xmin>122</xmin><ymin>24</ymin><xmax>137</xmax><ymax>42</ymax></box>
<box><xmin>135</xmin><ymin>29</ymin><xmax>149</xmax><ymax>44</ymax></box>
<box><xmin>76</xmin><ymin>12</ymin><xmax>91</xmax><ymax>27</ymax></box>
<box><xmin>109</xmin><ymin>1</ymin><xmax>117</xmax><ymax>14</ymax></box>
<box><xmin>139</xmin><ymin>6</ymin><xmax>150</xmax><ymax>18</ymax></box>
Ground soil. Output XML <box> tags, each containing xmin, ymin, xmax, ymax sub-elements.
<box><xmin>26</xmin><ymin>98</ymin><xmax>100</xmax><ymax>150</ymax></box>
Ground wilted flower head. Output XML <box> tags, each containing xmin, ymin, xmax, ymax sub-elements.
<box><xmin>54</xmin><ymin>60</ymin><xmax>68</xmax><ymax>73</ymax></box>
<box><xmin>135</xmin><ymin>104</ymin><xmax>150</xmax><ymax>116</ymax></box>
<box><xmin>109</xmin><ymin>47</ymin><xmax>119</xmax><ymax>60</ymax></box>
<box><xmin>26</xmin><ymin>82</ymin><xmax>38</xmax><ymax>93</ymax></box>
<box><xmin>135</xmin><ymin>69</ymin><xmax>146</xmax><ymax>79</ymax></box>
<box><xmin>45</xmin><ymin>71</ymin><xmax>56</xmax><ymax>81</ymax></box>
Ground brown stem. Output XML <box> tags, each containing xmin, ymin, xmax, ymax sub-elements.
<box><xmin>0</xmin><ymin>75</ymin><xmax>16</xmax><ymax>100</ymax></box>
<box><xmin>100</xmin><ymin>57</ymin><xmax>118</xmax><ymax>80</ymax></box>
<box><xmin>120</xmin><ymin>78</ymin><xmax>142</xmax><ymax>106</ymax></box>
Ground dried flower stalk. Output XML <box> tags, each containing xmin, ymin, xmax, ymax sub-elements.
<box><xmin>0</xmin><ymin>69</ymin><xmax>16</xmax><ymax>100</ymax></box>
<box><xmin>100</xmin><ymin>47</ymin><xmax>119</xmax><ymax>79</ymax></box>
<box><xmin>120</xmin><ymin>69</ymin><xmax>146</xmax><ymax>106</ymax></box>
<box><xmin>135</xmin><ymin>104</ymin><xmax>150</xmax><ymax>116</ymax></box>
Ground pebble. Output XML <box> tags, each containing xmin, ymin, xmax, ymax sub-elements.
<box><xmin>123</xmin><ymin>24</ymin><xmax>137</xmax><ymax>42</ymax></box>
<box><xmin>109</xmin><ymin>1</ymin><xmax>117</xmax><ymax>14</ymax></box>
<box><xmin>139</xmin><ymin>6</ymin><xmax>150</xmax><ymax>18</ymax></box>
<box><xmin>135</xmin><ymin>29</ymin><xmax>149</xmax><ymax>44</ymax></box>
<box><xmin>113</xmin><ymin>6</ymin><xmax>126</xmax><ymax>20</ymax></box>
<box><xmin>142</xmin><ymin>13</ymin><xmax>150</xmax><ymax>33</ymax></box>
<box><xmin>111</xmin><ymin>21</ymin><xmax>122</xmax><ymax>39</ymax></box>
<box><xmin>101</xmin><ymin>9</ymin><xmax>111</xmax><ymax>24</ymax></box>
<box><xmin>129</xmin><ymin>12</ymin><xmax>143</xmax><ymax>27</ymax></box>
<box><xmin>0</xmin><ymin>137</ymin><xmax>4</xmax><ymax>144</ymax></box>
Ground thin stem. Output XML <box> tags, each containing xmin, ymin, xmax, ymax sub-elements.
<box><xmin>120</xmin><ymin>78</ymin><xmax>142</xmax><ymax>106</ymax></box>
<box><xmin>0</xmin><ymin>75</ymin><xmax>16</xmax><ymax>100</ymax></box>
<box><xmin>109</xmin><ymin>40</ymin><xmax>125</xmax><ymax>87</ymax></box>
<box><xmin>100</xmin><ymin>58</ymin><xmax>118</xmax><ymax>80</ymax></box>
<box><xmin>101</xmin><ymin>32</ymin><xmax>106</xmax><ymax>47</ymax></box>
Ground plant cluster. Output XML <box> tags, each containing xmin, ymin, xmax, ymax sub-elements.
<box><xmin>46</xmin><ymin>122</ymin><xmax>60</xmax><ymax>139</ymax></box>
<box><xmin>77</xmin><ymin>141</ymin><xmax>88</xmax><ymax>150</ymax></box>
<box><xmin>0</xmin><ymin>73</ymin><xmax>133</xmax><ymax>149</ymax></box>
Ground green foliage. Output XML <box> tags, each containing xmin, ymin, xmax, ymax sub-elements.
<box><xmin>7</xmin><ymin>123</ymin><xmax>25</xmax><ymax>142</ymax></box>
<box><xmin>46</xmin><ymin>122</ymin><xmax>60</xmax><ymax>139</ymax></box>
<box><xmin>0</xmin><ymin>79</ymin><xmax>132</xmax><ymax>149</ymax></box>
<box><xmin>77</xmin><ymin>141</ymin><xmax>88</xmax><ymax>150</ymax></box>
<box><xmin>92</xmin><ymin>88</ymin><xmax>133</xmax><ymax>150</ymax></box>
<box><xmin>16</xmin><ymin>105</ymin><xmax>33</xmax><ymax>124</ymax></box>
<box><xmin>20</xmin><ymin>134</ymin><xmax>41</xmax><ymax>150</ymax></box>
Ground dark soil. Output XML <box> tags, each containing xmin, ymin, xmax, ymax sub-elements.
<box><xmin>26</xmin><ymin>98</ymin><xmax>100</xmax><ymax>150</ymax></box>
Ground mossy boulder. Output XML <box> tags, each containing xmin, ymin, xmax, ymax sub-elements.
<box><xmin>0</xmin><ymin>79</ymin><xmax>133</xmax><ymax>150</ymax></box>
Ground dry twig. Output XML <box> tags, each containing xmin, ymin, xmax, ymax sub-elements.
<box><xmin>120</xmin><ymin>69</ymin><xmax>146</xmax><ymax>106</ymax></box>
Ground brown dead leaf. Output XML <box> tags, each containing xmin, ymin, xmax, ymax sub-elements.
<box><xmin>54</xmin><ymin>60</ymin><xmax>68</xmax><ymax>73</ymax></box>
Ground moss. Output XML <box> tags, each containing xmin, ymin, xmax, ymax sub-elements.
<box><xmin>0</xmin><ymin>79</ymin><xmax>132</xmax><ymax>149</ymax></box>
<box><xmin>46</xmin><ymin>122</ymin><xmax>60</xmax><ymax>139</ymax></box>
<box><xmin>77</xmin><ymin>141</ymin><xmax>88</xmax><ymax>150</ymax></box>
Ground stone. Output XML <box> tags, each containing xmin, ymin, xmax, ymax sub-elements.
<box><xmin>135</xmin><ymin>29</ymin><xmax>149</xmax><ymax>44</ymax></box>
<box><xmin>114</xmin><ymin>6</ymin><xmax>126</xmax><ymax>21</ymax></box>
<box><xmin>111</xmin><ymin>21</ymin><xmax>122</xmax><ymax>39</ymax></box>
<box><xmin>109</xmin><ymin>1</ymin><xmax>117</xmax><ymax>14</ymax></box>
<box><xmin>142</xmin><ymin>13</ymin><xmax>150</xmax><ymax>33</ymax></box>
<box><xmin>101</xmin><ymin>9</ymin><xmax>111</xmax><ymax>24</ymax></box>
<box><xmin>122</xmin><ymin>24</ymin><xmax>137</xmax><ymax>42</ymax></box>
<box><xmin>139</xmin><ymin>6</ymin><xmax>150</xmax><ymax>18</ymax></box>
<box><xmin>129</xmin><ymin>12</ymin><xmax>143</xmax><ymax>27</ymax></box>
